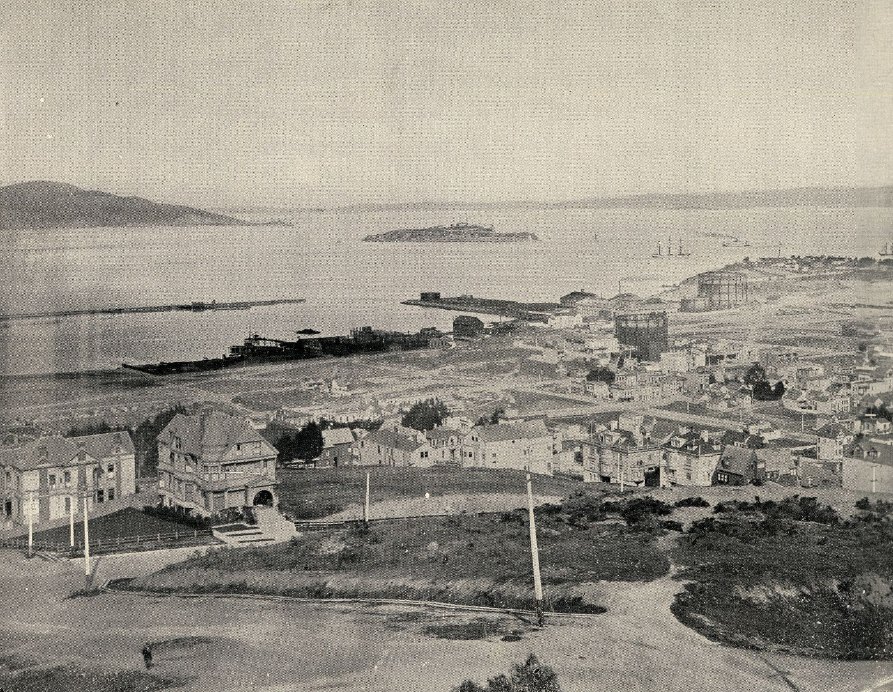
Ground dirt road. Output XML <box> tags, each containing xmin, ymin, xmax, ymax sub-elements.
<box><xmin>1</xmin><ymin>549</ymin><xmax>891</xmax><ymax>692</ymax></box>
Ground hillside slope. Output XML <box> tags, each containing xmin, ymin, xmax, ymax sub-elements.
<box><xmin>0</xmin><ymin>181</ymin><xmax>243</xmax><ymax>229</ymax></box>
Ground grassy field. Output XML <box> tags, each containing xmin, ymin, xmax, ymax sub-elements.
<box><xmin>277</xmin><ymin>467</ymin><xmax>586</xmax><ymax>519</ymax></box>
<box><xmin>127</xmin><ymin>494</ymin><xmax>670</xmax><ymax>612</ymax></box>
<box><xmin>31</xmin><ymin>507</ymin><xmax>206</xmax><ymax>547</ymax></box>
<box><xmin>671</xmin><ymin>497</ymin><xmax>893</xmax><ymax>660</ymax></box>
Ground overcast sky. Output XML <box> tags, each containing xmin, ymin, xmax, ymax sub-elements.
<box><xmin>1</xmin><ymin>1</ymin><xmax>891</xmax><ymax>208</ymax></box>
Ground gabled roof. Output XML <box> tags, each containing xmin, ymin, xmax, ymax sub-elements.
<box><xmin>718</xmin><ymin>446</ymin><xmax>757</xmax><ymax>476</ymax></box>
<box><xmin>322</xmin><ymin>427</ymin><xmax>355</xmax><ymax>448</ymax></box>
<box><xmin>815</xmin><ymin>422</ymin><xmax>852</xmax><ymax>439</ymax></box>
<box><xmin>365</xmin><ymin>428</ymin><xmax>428</xmax><ymax>453</ymax></box>
<box><xmin>0</xmin><ymin>430</ymin><xmax>134</xmax><ymax>471</ymax></box>
<box><xmin>159</xmin><ymin>409</ymin><xmax>276</xmax><ymax>462</ymax></box>
<box><xmin>425</xmin><ymin>427</ymin><xmax>464</xmax><ymax>442</ymax></box>
<box><xmin>474</xmin><ymin>420</ymin><xmax>550</xmax><ymax>444</ymax></box>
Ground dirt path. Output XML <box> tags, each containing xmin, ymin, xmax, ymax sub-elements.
<box><xmin>1</xmin><ymin>549</ymin><xmax>891</xmax><ymax>691</ymax></box>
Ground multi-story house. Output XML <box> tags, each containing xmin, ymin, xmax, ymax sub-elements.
<box><xmin>462</xmin><ymin>420</ymin><xmax>554</xmax><ymax>475</ymax></box>
<box><xmin>0</xmin><ymin>431</ymin><xmax>136</xmax><ymax>527</ymax></box>
<box><xmin>425</xmin><ymin>427</ymin><xmax>466</xmax><ymax>466</ymax></box>
<box><xmin>317</xmin><ymin>427</ymin><xmax>356</xmax><ymax>468</ymax></box>
<box><xmin>353</xmin><ymin>427</ymin><xmax>435</xmax><ymax>467</ymax></box>
<box><xmin>815</xmin><ymin>422</ymin><xmax>854</xmax><ymax>461</ymax></box>
<box><xmin>663</xmin><ymin>430</ymin><xmax>722</xmax><ymax>487</ymax></box>
<box><xmin>157</xmin><ymin>409</ymin><xmax>279</xmax><ymax>517</ymax></box>
<box><xmin>583</xmin><ymin>414</ymin><xmax>662</xmax><ymax>485</ymax></box>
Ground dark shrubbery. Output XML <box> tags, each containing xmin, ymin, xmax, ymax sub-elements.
<box><xmin>455</xmin><ymin>655</ymin><xmax>562</xmax><ymax>692</ymax></box>
<box><xmin>674</xmin><ymin>497</ymin><xmax>710</xmax><ymax>508</ymax></box>
<box><xmin>713</xmin><ymin>496</ymin><xmax>839</xmax><ymax>525</ymax></box>
<box><xmin>143</xmin><ymin>505</ymin><xmax>212</xmax><ymax>530</ymax></box>
<box><xmin>660</xmin><ymin>520</ymin><xmax>684</xmax><ymax>532</ymax></box>
<box><xmin>855</xmin><ymin>497</ymin><xmax>893</xmax><ymax>518</ymax></box>
<box><xmin>603</xmin><ymin>497</ymin><xmax>673</xmax><ymax>525</ymax></box>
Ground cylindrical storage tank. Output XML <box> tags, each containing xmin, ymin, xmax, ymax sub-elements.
<box><xmin>614</xmin><ymin>311</ymin><xmax>669</xmax><ymax>362</ymax></box>
<box><xmin>697</xmin><ymin>272</ymin><xmax>749</xmax><ymax>310</ymax></box>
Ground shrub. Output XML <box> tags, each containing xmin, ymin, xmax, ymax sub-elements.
<box><xmin>674</xmin><ymin>497</ymin><xmax>710</xmax><ymax>508</ymax></box>
<box><xmin>660</xmin><ymin>520</ymin><xmax>684</xmax><ymax>532</ymax></box>
<box><xmin>454</xmin><ymin>655</ymin><xmax>562</xmax><ymax>692</ymax></box>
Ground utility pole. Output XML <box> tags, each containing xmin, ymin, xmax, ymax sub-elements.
<box><xmin>69</xmin><ymin>495</ymin><xmax>76</xmax><ymax>549</ymax></box>
<box><xmin>363</xmin><ymin>471</ymin><xmax>370</xmax><ymax>525</ymax></box>
<box><xmin>526</xmin><ymin>473</ymin><xmax>544</xmax><ymax>627</ymax></box>
<box><xmin>27</xmin><ymin>490</ymin><xmax>34</xmax><ymax>558</ymax></box>
<box><xmin>619</xmin><ymin>462</ymin><xmax>625</xmax><ymax>493</ymax></box>
<box><xmin>83</xmin><ymin>494</ymin><xmax>92</xmax><ymax>588</ymax></box>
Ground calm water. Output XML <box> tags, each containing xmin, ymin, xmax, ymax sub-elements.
<box><xmin>0</xmin><ymin>205</ymin><xmax>890</xmax><ymax>376</ymax></box>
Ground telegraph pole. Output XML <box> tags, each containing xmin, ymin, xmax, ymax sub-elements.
<box><xmin>619</xmin><ymin>463</ymin><xmax>625</xmax><ymax>493</ymax></box>
<box><xmin>363</xmin><ymin>472</ymin><xmax>370</xmax><ymax>525</ymax></box>
<box><xmin>27</xmin><ymin>490</ymin><xmax>34</xmax><ymax>558</ymax></box>
<box><xmin>69</xmin><ymin>495</ymin><xmax>75</xmax><ymax>549</ymax></box>
<box><xmin>82</xmin><ymin>494</ymin><xmax>92</xmax><ymax>587</ymax></box>
<box><xmin>526</xmin><ymin>473</ymin><xmax>544</xmax><ymax>627</ymax></box>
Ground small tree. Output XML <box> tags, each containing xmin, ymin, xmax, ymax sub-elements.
<box><xmin>401</xmin><ymin>398</ymin><xmax>450</xmax><ymax>431</ymax></box>
<box><xmin>743</xmin><ymin>363</ymin><xmax>767</xmax><ymax>388</ymax></box>
<box><xmin>586</xmin><ymin>367</ymin><xmax>615</xmax><ymax>384</ymax></box>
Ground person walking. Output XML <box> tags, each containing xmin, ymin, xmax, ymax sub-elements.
<box><xmin>142</xmin><ymin>643</ymin><xmax>153</xmax><ymax>669</ymax></box>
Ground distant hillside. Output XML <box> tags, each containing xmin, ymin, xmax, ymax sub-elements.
<box><xmin>338</xmin><ymin>185</ymin><xmax>893</xmax><ymax>212</ymax></box>
<box><xmin>556</xmin><ymin>185</ymin><xmax>893</xmax><ymax>210</ymax></box>
<box><xmin>0</xmin><ymin>181</ymin><xmax>244</xmax><ymax>230</ymax></box>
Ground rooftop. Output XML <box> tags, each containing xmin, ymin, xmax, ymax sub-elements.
<box><xmin>0</xmin><ymin>431</ymin><xmax>134</xmax><ymax>471</ymax></box>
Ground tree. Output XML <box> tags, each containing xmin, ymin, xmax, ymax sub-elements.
<box><xmin>401</xmin><ymin>398</ymin><xmax>450</xmax><ymax>431</ymax></box>
<box><xmin>132</xmin><ymin>404</ymin><xmax>188</xmax><ymax>476</ymax></box>
<box><xmin>743</xmin><ymin>363</ymin><xmax>767</xmax><ymax>388</ymax></box>
<box><xmin>586</xmin><ymin>367</ymin><xmax>615</xmax><ymax>384</ymax></box>
<box><xmin>275</xmin><ymin>421</ymin><xmax>324</xmax><ymax>462</ymax></box>
<box><xmin>477</xmin><ymin>407</ymin><xmax>506</xmax><ymax>426</ymax></box>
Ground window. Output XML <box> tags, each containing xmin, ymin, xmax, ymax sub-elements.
<box><xmin>96</xmin><ymin>489</ymin><xmax>104</xmax><ymax>503</ymax></box>
<box><xmin>107</xmin><ymin>464</ymin><xmax>115</xmax><ymax>479</ymax></box>
<box><xmin>64</xmin><ymin>496</ymin><xmax>71</xmax><ymax>513</ymax></box>
<box><xmin>64</xmin><ymin>470</ymin><xmax>71</xmax><ymax>486</ymax></box>
<box><xmin>107</xmin><ymin>488</ymin><xmax>115</xmax><ymax>501</ymax></box>
<box><xmin>48</xmin><ymin>474</ymin><xmax>56</xmax><ymax>488</ymax></box>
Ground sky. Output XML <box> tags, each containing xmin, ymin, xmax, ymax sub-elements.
<box><xmin>1</xmin><ymin>0</ymin><xmax>891</xmax><ymax>208</ymax></box>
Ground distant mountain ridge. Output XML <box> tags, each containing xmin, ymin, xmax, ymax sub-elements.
<box><xmin>556</xmin><ymin>185</ymin><xmax>893</xmax><ymax>210</ymax></box>
<box><xmin>0</xmin><ymin>181</ymin><xmax>243</xmax><ymax>230</ymax></box>
<box><xmin>336</xmin><ymin>185</ymin><xmax>893</xmax><ymax>212</ymax></box>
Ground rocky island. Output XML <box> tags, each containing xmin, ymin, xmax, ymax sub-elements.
<box><xmin>363</xmin><ymin>222</ymin><xmax>539</xmax><ymax>242</ymax></box>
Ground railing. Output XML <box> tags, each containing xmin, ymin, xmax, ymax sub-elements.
<box><xmin>0</xmin><ymin>528</ymin><xmax>215</xmax><ymax>557</ymax></box>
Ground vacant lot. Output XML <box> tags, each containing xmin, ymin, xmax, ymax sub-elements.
<box><xmin>127</xmin><ymin>498</ymin><xmax>670</xmax><ymax>612</ymax></box>
<box><xmin>672</xmin><ymin>497</ymin><xmax>893</xmax><ymax>660</ymax></box>
<box><xmin>277</xmin><ymin>466</ymin><xmax>585</xmax><ymax>519</ymax></box>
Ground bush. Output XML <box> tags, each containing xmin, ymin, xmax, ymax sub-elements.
<box><xmin>660</xmin><ymin>520</ymin><xmax>684</xmax><ymax>532</ymax></box>
<box><xmin>674</xmin><ymin>497</ymin><xmax>710</xmax><ymax>508</ymax></box>
<box><xmin>143</xmin><ymin>504</ymin><xmax>211</xmax><ymax>530</ymax></box>
<box><xmin>603</xmin><ymin>497</ymin><xmax>673</xmax><ymax>525</ymax></box>
<box><xmin>454</xmin><ymin>655</ymin><xmax>562</xmax><ymax>692</ymax></box>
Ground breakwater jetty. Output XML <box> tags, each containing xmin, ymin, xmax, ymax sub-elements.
<box><xmin>403</xmin><ymin>292</ymin><xmax>559</xmax><ymax>322</ymax></box>
<box><xmin>0</xmin><ymin>298</ymin><xmax>306</xmax><ymax>323</ymax></box>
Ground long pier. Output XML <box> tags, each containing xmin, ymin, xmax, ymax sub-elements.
<box><xmin>0</xmin><ymin>298</ymin><xmax>305</xmax><ymax>323</ymax></box>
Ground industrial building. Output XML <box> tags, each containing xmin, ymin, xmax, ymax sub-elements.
<box><xmin>614</xmin><ymin>311</ymin><xmax>668</xmax><ymax>362</ymax></box>
<box><xmin>453</xmin><ymin>315</ymin><xmax>485</xmax><ymax>339</ymax></box>
<box><xmin>681</xmin><ymin>272</ymin><xmax>750</xmax><ymax>312</ymax></box>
